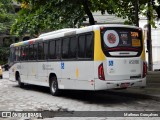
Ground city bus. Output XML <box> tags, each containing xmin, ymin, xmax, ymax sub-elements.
<box><xmin>9</xmin><ymin>24</ymin><xmax>147</xmax><ymax>96</ymax></box>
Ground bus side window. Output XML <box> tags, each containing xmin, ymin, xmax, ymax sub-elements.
<box><xmin>78</xmin><ymin>35</ymin><xmax>85</xmax><ymax>58</ymax></box>
<box><xmin>25</xmin><ymin>46</ymin><xmax>29</xmax><ymax>60</ymax></box>
<box><xmin>10</xmin><ymin>47</ymin><xmax>15</xmax><ymax>63</ymax></box>
<box><xmin>21</xmin><ymin>47</ymin><xmax>26</xmax><ymax>61</ymax></box>
<box><xmin>69</xmin><ymin>36</ymin><xmax>77</xmax><ymax>59</ymax></box>
<box><xmin>44</xmin><ymin>42</ymin><xmax>48</xmax><ymax>60</ymax></box>
<box><xmin>86</xmin><ymin>34</ymin><xmax>93</xmax><ymax>58</ymax></box>
<box><xmin>38</xmin><ymin>42</ymin><xmax>44</xmax><ymax>60</ymax></box>
<box><xmin>49</xmin><ymin>40</ymin><xmax>56</xmax><ymax>59</ymax></box>
<box><xmin>18</xmin><ymin>47</ymin><xmax>21</xmax><ymax>61</ymax></box>
<box><xmin>56</xmin><ymin>40</ymin><xmax>61</xmax><ymax>59</ymax></box>
<box><xmin>30</xmin><ymin>44</ymin><xmax>34</xmax><ymax>60</ymax></box>
<box><xmin>33</xmin><ymin>44</ymin><xmax>37</xmax><ymax>60</ymax></box>
<box><xmin>62</xmin><ymin>38</ymin><xmax>69</xmax><ymax>59</ymax></box>
<box><xmin>15</xmin><ymin>47</ymin><xmax>19</xmax><ymax>61</ymax></box>
<box><xmin>18</xmin><ymin>47</ymin><xmax>22</xmax><ymax>61</ymax></box>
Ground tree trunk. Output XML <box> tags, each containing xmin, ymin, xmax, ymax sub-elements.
<box><xmin>82</xmin><ymin>0</ymin><xmax>95</xmax><ymax>25</ymax></box>
<box><xmin>134</xmin><ymin>0</ymin><xmax>139</xmax><ymax>26</ymax></box>
<box><xmin>147</xmin><ymin>0</ymin><xmax>153</xmax><ymax>71</ymax></box>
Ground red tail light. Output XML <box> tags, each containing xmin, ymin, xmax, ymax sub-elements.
<box><xmin>98</xmin><ymin>63</ymin><xmax>105</xmax><ymax>80</ymax></box>
<box><xmin>143</xmin><ymin>62</ymin><xmax>147</xmax><ymax>78</ymax></box>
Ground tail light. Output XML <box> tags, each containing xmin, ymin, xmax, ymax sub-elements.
<box><xmin>143</xmin><ymin>62</ymin><xmax>147</xmax><ymax>78</ymax></box>
<box><xmin>98</xmin><ymin>63</ymin><xmax>105</xmax><ymax>80</ymax></box>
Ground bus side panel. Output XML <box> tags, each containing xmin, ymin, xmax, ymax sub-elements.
<box><xmin>61</xmin><ymin>61</ymin><xmax>76</xmax><ymax>89</ymax></box>
<box><xmin>27</xmin><ymin>62</ymin><xmax>38</xmax><ymax>84</ymax></box>
<box><xmin>36</xmin><ymin>62</ymin><xmax>49</xmax><ymax>86</ymax></box>
<box><xmin>48</xmin><ymin>62</ymin><xmax>62</xmax><ymax>88</ymax></box>
<box><xmin>9</xmin><ymin>63</ymin><xmax>18</xmax><ymax>81</ymax></box>
<box><xmin>75</xmin><ymin>61</ymin><xmax>95</xmax><ymax>90</ymax></box>
<box><xmin>20</xmin><ymin>62</ymin><xmax>28</xmax><ymax>82</ymax></box>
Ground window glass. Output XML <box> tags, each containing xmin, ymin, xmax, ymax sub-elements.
<box><xmin>29</xmin><ymin>45</ymin><xmax>34</xmax><ymax>60</ymax></box>
<box><xmin>10</xmin><ymin>47</ymin><xmax>15</xmax><ymax>62</ymax></box>
<box><xmin>56</xmin><ymin>40</ymin><xmax>61</xmax><ymax>59</ymax></box>
<box><xmin>33</xmin><ymin>44</ymin><xmax>37</xmax><ymax>60</ymax></box>
<box><xmin>18</xmin><ymin>47</ymin><xmax>21</xmax><ymax>61</ymax></box>
<box><xmin>38</xmin><ymin>42</ymin><xmax>44</xmax><ymax>60</ymax></box>
<box><xmin>44</xmin><ymin>42</ymin><xmax>48</xmax><ymax>59</ymax></box>
<box><xmin>69</xmin><ymin>36</ymin><xmax>77</xmax><ymax>58</ymax></box>
<box><xmin>101</xmin><ymin>27</ymin><xmax>143</xmax><ymax>57</ymax></box>
<box><xmin>14</xmin><ymin>48</ymin><xmax>16</xmax><ymax>61</ymax></box>
<box><xmin>86</xmin><ymin>34</ymin><xmax>93</xmax><ymax>58</ymax></box>
<box><xmin>62</xmin><ymin>38</ymin><xmax>69</xmax><ymax>59</ymax></box>
<box><xmin>49</xmin><ymin>41</ymin><xmax>56</xmax><ymax>59</ymax></box>
<box><xmin>25</xmin><ymin>46</ymin><xmax>29</xmax><ymax>60</ymax></box>
<box><xmin>21</xmin><ymin>47</ymin><xmax>26</xmax><ymax>60</ymax></box>
<box><xmin>15</xmin><ymin>47</ymin><xmax>19</xmax><ymax>61</ymax></box>
<box><xmin>18</xmin><ymin>47</ymin><xmax>22</xmax><ymax>61</ymax></box>
<box><xmin>78</xmin><ymin>35</ymin><xmax>85</xmax><ymax>58</ymax></box>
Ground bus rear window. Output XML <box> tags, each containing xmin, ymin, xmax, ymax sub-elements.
<box><xmin>101</xmin><ymin>27</ymin><xmax>143</xmax><ymax>57</ymax></box>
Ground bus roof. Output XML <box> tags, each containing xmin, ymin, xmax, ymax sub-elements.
<box><xmin>39</xmin><ymin>28</ymin><xmax>76</xmax><ymax>37</ymax></box>
<box><xmin>10</xmin><ymin>24</ymin><xmax>141</xmax><ymax>47</ymax></box>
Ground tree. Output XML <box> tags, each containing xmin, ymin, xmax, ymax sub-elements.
<box><xmin>11</xmin><ymin>0</ymin><xmax>85</xmax><ymax>37</ymax></box>
<box><xmin>0</xmin><ymin>0</ymin><xmax>15</xmax><ymax>33</ymax></box>
<box><xmin>11</xmin><ymin>0</ymin><xmax>160</xmax><ymax>37</ymax></box>
<box><xmin>0</xmin><ymin>0</ymin><xmax>16</xmax><ymax>65</ymax></box>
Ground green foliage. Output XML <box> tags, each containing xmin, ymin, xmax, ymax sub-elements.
<box><xmin>11</xmin><ymin>0</ymin><xmax>160</xmax><ymax>36</ymax></box>
<box><xmin>0</xmin><ymin>0</ymin><xmax>16</xmax><ymax>64</ymax></box>
<box><xmin>11</xmin><ymin>0</ymin><xmax>85</xmax><ymax>36</ymax></box>
<box><xmin>0</xmin><ymin>0</ymin><xmax>15</xmax><ymax>32</ymax></box>
<box><xmin>0</xmin><ymin>47</ymin><xmax>9</xmax><ymax>65</ymax></box>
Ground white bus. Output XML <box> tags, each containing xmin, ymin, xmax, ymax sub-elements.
<box><xmin>9</xmin><ymin>24</ymin><xmax>147</xmax><ymax>96</ymax></box>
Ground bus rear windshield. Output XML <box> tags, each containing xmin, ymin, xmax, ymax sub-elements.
<box><xmin>100</xmin><ymin>27</ymin><xmax>143</xmax><ymax>57</ymax></box>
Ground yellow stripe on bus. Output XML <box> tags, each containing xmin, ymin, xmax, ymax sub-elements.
<box><xmin>94</xmin><ymin>30</ymin><xmax>105</xmax><ymax>61</ymax></box>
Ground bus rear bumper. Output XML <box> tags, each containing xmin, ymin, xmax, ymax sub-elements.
<box><xmin>94</xmin><ymin>78</ymin><xmax>146</xmax><ymax>90</ymax></box>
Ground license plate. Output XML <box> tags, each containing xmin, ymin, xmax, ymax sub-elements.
<box><xmin>120</xmin><ymin>83</ymin><xmax>130</xmax><ymax>88</ymax></box>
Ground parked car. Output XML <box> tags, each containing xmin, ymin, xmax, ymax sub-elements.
<box><xmin>0</xmin><ymin>65</ymin><xmax>3</xmax><ymax>79</ymax></box>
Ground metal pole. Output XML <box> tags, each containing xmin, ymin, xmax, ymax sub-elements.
<box><xmin>147</xmin><ymin>0</ymin><xmax>153</xmax><ymax>71</ymax></box>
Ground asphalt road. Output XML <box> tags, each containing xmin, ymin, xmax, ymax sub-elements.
<box><xmin>0</xmin><ymin>71</ymin><xmax>160</xmax><ymax>120</ymax></box>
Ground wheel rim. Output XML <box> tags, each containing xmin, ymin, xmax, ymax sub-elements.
<box><xmin>51</xmin><ymin>80</ymin><xmax>57</xmax><ymax>93</ymax></box>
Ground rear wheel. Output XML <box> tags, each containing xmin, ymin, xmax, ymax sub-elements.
<box><xmin>50</xmin><ymin>76</ymin><xmax>60</xmax><ymax>96</ymax></box>
<box><xmin>17</xmin><ymin>75</ymin><xmax>24</xmax><ymax>88</ymax></box>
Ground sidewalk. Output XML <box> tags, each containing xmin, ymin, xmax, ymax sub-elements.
<box><xmin>2</xmin><ymin>71</ymin><xmax>160</xmax><ymax>99</ymax></box>
<box><xmin>123</xmin><ymin>71</ymin><xmax>160</xmax><ymax>99</ymax></box>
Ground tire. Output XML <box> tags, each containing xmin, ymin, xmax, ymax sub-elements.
<box><xmin>17</xmin><ymin>75</ymin><xmax>25</xmax><ymax>88</ymax></box>
<box><xmin>50</xmin><ymin>76</ymin><xmax>60</xmax><ymax>96</ymax></box>
<box><xmin>0</xmin><ymin>76</ymin><xmax>2</xmax><ymax>79</ymax></box>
